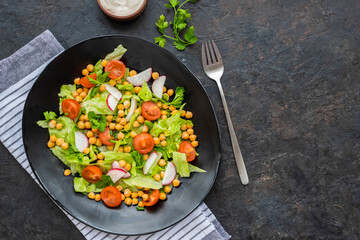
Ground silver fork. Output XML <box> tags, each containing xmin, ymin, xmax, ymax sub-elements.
<box><xmin>201</xmin><ymin>40</ymin><xmax>249</xmax><ymax>185</ymax></box>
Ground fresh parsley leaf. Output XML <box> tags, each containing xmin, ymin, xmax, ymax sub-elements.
<box><xmin>156</xmin><ymin>15</ymin><xmax>169</xmax><ymax>34</ymax></box>
<box><xmin>44</xmin><ymin>111</ymin><xmax>57</xmax><ymax>121</ymax></box>
<box><xmin>155</xmin><ymin>36</ymin><xmax>167</xmax><ymax>48</ymax></box>
<box><xmin>169</xmin><ymin>0</ymin><xmax>180</xmax><ymax>7</ymax></box>
<box><xmin>170</xmin><ymin>86</ymin><xmax>185</xmax><ymax>107</ymax></box>
<box><xmin>88</xmin><ymin>111</ymin><xmax>107</xmax><ymax>132</ymax></box>
<box><xmin>174</xmin><ymin>40</ymin><xmax>187</xmax><ymax>51</ymax></box>
<box><xmin>184</xmin><ymin>26</ymin><xmax>197</xmax><ymax>43</ymax></box>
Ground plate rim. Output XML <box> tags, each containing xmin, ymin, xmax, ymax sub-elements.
<box><xmin>22</xmin><ymin>34</ymin><xmax>221</xmax><ymax>235</ymax></box>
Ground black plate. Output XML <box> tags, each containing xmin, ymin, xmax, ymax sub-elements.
<box><xmin>22</xmin><ymin>36</ymin><xmax>220</xmax><ymax>235</ymax></box>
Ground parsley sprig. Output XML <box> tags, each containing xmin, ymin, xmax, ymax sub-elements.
<box><xmin>155</xmin><ymin>0</ymin><xmax>198</xmax><ymax>51</ymax></box>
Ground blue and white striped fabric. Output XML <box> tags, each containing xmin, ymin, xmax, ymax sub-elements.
<box><xmin>0</xmin><ymin>30</ymin><xmax>230</xmax><ymax>240</ymax></box>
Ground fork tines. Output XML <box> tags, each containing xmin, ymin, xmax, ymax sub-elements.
<box><xmin>201</xmin><ymin>40</ymin><xmax>222</xmax><ymax>67</ymax></box>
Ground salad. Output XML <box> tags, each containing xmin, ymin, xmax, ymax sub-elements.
<box><xmin>37</xmin><ymin>44</ymin><xmax>205</xmax><ymax>209</ymax></box>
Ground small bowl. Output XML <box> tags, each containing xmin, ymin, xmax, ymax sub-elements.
<box><xmin>97</xmin><ymin>0</ymin><xmax>147</xmax><ymax>21</ymax></box>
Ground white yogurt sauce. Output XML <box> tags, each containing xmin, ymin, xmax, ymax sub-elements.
<box><xmin>100</xmin><ymin>0</ymin><xmax>144</xmax><ymax>16</ymax></box>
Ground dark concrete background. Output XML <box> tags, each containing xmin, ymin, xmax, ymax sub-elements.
<box><xmin>1</xmin><ymin>0</ymin><xmax>360</xmax><ymax>239</ymax></box>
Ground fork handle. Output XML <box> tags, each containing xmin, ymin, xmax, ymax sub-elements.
<box><xmin>216</xmin><ymin>81</ymin><xmax>249</xmax><ymax>185</ymax></box>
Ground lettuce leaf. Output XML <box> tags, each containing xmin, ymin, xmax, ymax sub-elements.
<box><xmin>138</xmin><ymin>82</ymin><xmax>152</xmax><ymax>102</ymax></box>
<box><xmin>102</xmin><ymin>151</ymin><xmax>134</xmax><ymax>163</ymax></box>
<box><xmin>48</xmin><ymin>116</ymin><xmax>76</xmax><ymax>146</ymax></box>
<box><xmin>122</xmin><ymin>173</ymin><xmax>162</xmax><ymax>189</ymax></box>
<box><xmin>104</xmin><ymin>44</ymin><xmax>127</xmax><ymax>61</ymax></box>
<box><xmin>189</xmin><ymin>164</ymin><xmax>206</xmax><ymax>173</ymax></box>
<box><xmin>81</xmin><ymin>91</ymin><xmax>113</xmax><ymax>115</ymax></box>
<box><xmin>170</xmin><ymin>87</ymin><xmax>185</xmax><ymax>108</ymax></box>
<box><xmin>74</xmin><ymin>177</ymin><xmax>102</xmax><ymax>193</ymax></box>
<box><xmin>172</xmin><ymin>152</ymin><xmax>190</xmax><ymax>177</ymax></box>
<box><xmin>87</xmin><ymin>111</ymin><xmax>107</xmax><ymax>132</ymax></box>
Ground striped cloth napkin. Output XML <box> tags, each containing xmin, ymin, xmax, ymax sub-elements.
<box><xmin>0</xmin><ymin>30</ymin><xmax>230</xmax><ymax>240</ymax></box>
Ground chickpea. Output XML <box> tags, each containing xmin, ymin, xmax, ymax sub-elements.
<box><xmin>142</xmin><ymin>125</ymin><xmax>149</xmax><ymax>133</ymax></box>
<box><xmin>134</xmin><ymin>87</ymin><xmax>141</xmax><ymax>94</ymax></box>
<box><xmin>118</xmin><ymin>146</ymin><xmax>124</xmax><ymax>153</ymax></box>
<box><xmin>119</xmin><ymin>160</ymin><xmax>127</xmax><ymax>168</ymax></box>
<box><xmin>99</xmin><ymin>84</ymin><xmax>106</xmax><ymax>92</ymax></box>
<box><xmin>95</xmin><ymin>194</ymin><xmax>101</xmax><ymax>202</ymax></box>
<box><xmin>192</xmin><ymin>141</ymin><xmax>199</xmax><ymax>147</ymax></box>
<box><xmin>181</xmin><ymin>124</ymin><xmax>187</xmax><ymax>131</ymax></box>
<box><xmin>123</xmin><ymin>100</ymin><xmax>130</xmax><ymax>109</ymax></box>
<box><xmin>160</xmin><ymin>171</ymin><xmax>165</xmax><ymax>179</ymax></box>
<box><xmin>161</xmin><ymin>110</ymin><xmax>168</xmax><ymax>116</ymax></box>
<box><xmin>85</xmin><ymin>121</ymin><xmax>92</xmax><ymax>129</ymax></box>
<box><xmin>118</xmin><ymin>110</ymin><xmax>125</xmax><ymax>117</ymax></box>
<box><xmin>181</xmin><ymin>110</ymin><xmax>186</xmax><ymax>117</ymax></box>
<box><xmin>86</xmin><ymin>131</ymin><xmax>94</xmax><ymax>138</ymax></box>
<box><xmin>173</xmin><ymin>179</ymin><xmax>180</xmax><ymax>187</ymax></box>
<box><xmin>138</xmin><ymin>201</ymin><xmax>144</xmax><ymax>208</ymax></box>
<box><xmin>49</xmin><ymin>120</ymin><xmax>57</xmax><ymax>128</ymax></box>
<box><xmin>123</xmin><ymin>81</ymin><xmax>129</xmax><ymax>85</ymax></box>
<box><xmin>97</xmin><ymin>153</ymin><xmax>104</xmax><ymax>160</ymax></box>
<box><xmin>153</xmin><ymin>174</ymin><xmax>161</xmax><ymax>181</ymax></box>
<box><xmin>169</xmin><ymin>105</ymin><xmax>176</xmax><ymax>112</ymax></box>
<box><xmin>158</xmin><ymin>159</ymin><xmax>166</xmax><ymax>167</ymax></box>
<box><xmin>79</xmin><ymin>115</ymin><xmax>85</xmax><ymax>121</ymax></box>
<box><xmin>106</xmin><ymin>115</ymin><xmax>113</xmax><ymax>122</ymax></box>
<box><xmin>75</xmin><ymin>96</ymin><xmax>83</xmax><ymax>102</ymax></box>
<box><xmin>124</xmin><ymin>146</ymin><xmax>132</xmax><ymax>153</ymax></box>
<box><xmin>77</xmin><ymin>121</ymin><xmax>85</xmax><ymax>129</ymax></box>
<box><xmin>152</xmin><ymin>72</ymin><xmax>159</xmax><ymax>80</ymax></box>
<box><xmin>83</xmin><ymin>148</ymin><xmax>90</xmax><ymax>154</ymax></box>
<box><xmin>109</xmin><ymin>80</ymin><xmax>116</xmax><ymax>86</ymax></box>
<box><xmin>137</xmin><ymin>116</ymin><xmax>144</xmax><ymax>124</ymax></box>
<box><xmin>117</xmin><ymin>132</ymin><xmax>125</xmax><ymax>140</ymax></box>
<box><xmin>116</xmin><ymin>185</ymin><xmax>123</xmax><ymax>191</ymax></box>
<box><xmin>109</xmin><ymin>122</ymin><xmax>116</xmax><ymax>130</ymax></box>
<box><xmin>125</xmin><ymin>197</ymin><xmax>132</xmax><ymax>205</ymax></box>
<box><xmin>47</xmin><ymin>141</ymin><xmax>55</xmax><ymax>148</ymax></box>
<box><xmin>125</xmin><ymin>163</ymin><xmax>131</xmax><ymax>171</ymax></box>
<box><xmin>120</xmin><ymin>118</ymin><xmax>127</xmax><ymax>126</ymax></box>
<box><xmin>86</xmin><ymin>64</ymin><xmax>94</xmax><ymax>72</ymax></box>
<box><xmin>143</xmin><ymin>154</ymin><xmax>149</xmax><ymax>160</ymax></box>
<box><xmin>88</xmin><ymin>192</ymin><xmax>95</xmax><ymax>199</ymax></box>
<box><xmin>160</xmin><ymin>141</ymin><xmax>167</xmax><ymax>147</ymax></box>
<box><xmin>138</xmin><ymin>190</ymin><xmax>144</xmax><ymax>197</ymax></box>
<box><xmin>115</xmin><ymin>116</ymin><xmax>121</xmax><ymax>123</ymax></box>
<box><xmin>132</xmin><ymin>198</ymin><xmax>139</xmax><ymax>205</ymax></box>
<box><xmin>124</xmin><ymin>123</ymin><xmax>130</xmax><ymax>130</ymax></box>
<box><xmin>129</xmin><ymin>70</ymin><xmax>137</xmax><ymax>77</ymax></box>
<box><xmin>61</xmin><ymin>142</ymin><xmax>69</xmax><ymax>150</ymax></box>
<box><xmin>107</xmin><ymin>145</ymin><xmax>114</xmax><ymax>151</ymax></box>
<box><xmin>167</xmin><ymin>89</ymin><xmax>174</xmax><ymax>96</ymax></box>
<box><xmin>80</xmin><ymin>91</ymin><xmax>87</xmax><ymax>98</ymax></box>
<box><xmin>83</xmin><ymin>88</ymin><xmax>89</xmax><ymax>93</ymax></box>
<box><xmin>64</xmin><ymin>169</ymin><xmax>71</xmax><ymax>176</ymax></box>
<box><xmin>92</xmin><ymin>128</ymin><xmax>99</xmax><ymax>133</ymax></box>
<box><xmin>185</xmin><ymin>111</ymin><xmax>193</xmax><ymax>119</ymax></box>
<box><xmin>130</xmin><ymin>131</ymin><xmax>137</xmax><ymax>138</ymax></box>
<box><xmin>171</xmin><ymin>110</ymin><xmax>178</xmax><ymax>115</ymax></box>
<box><xmin>131</xmin><ymin>192</ymin><xmax>138</xmax><ymax>198</ymax></box>
<box><xmin>101</xmin><ymin>60</ymin><xmax>108</xmax><ymax>67</ymax></box>
<box><xmin>50</xmin><ymin>135</ymin><xmax>57</xmax><ymax>142</ymax></box>
<box><xmin>95</xmin><ymin>139</ymin><xmax>102</xmax><ymax>146</ymax></box>
<box><xmin>186</xmin><ymin>124</ymin><xmax>193</xmax><ymax>129</ymax></box>
<box><xmin>115</xmin><ymin>124</ymin><xmax>123</xmax><ymax>131</ymax></box>
<box><xmin>72</xmin><ymin>91</ymin><xmax>79</xmax><ymax>98</ymax></box>
<box><xmin>162</xmin><ymin>104</ymin><xmax>168</xmax><ymax>109</ymax></box>
<box><xmin>159</xmin><ymin>192</ymin><xmax>167</xmax><ymax>200</ymax></box>
<box><xmin>142</xmin><ymin>194</ymin><xmax>149</xmax><ymax>201</ymax></box>
<box><xmin>136</xmin><ymin>186</ymin><xmax>143</xmax><ymax>189</ymax></box>
<box><xmin>164</xmin><ymin>186</ymin><xmax>171</xmax><ymax>193</ymax></box>
<box><xmin>82</xmin><ymin>69</ymin><xmax>89</xmax><ymax>76</ymax></box>
<box><xmin>121</xmin><ymin>194</ymin><xmax>125</xmax><ymax>201</ymax></box>
<box><xmin>182</xmin><ymin>132</ymin><xmax>189</xmax><ymax>140</ymax></box>
<box><xmin>77</xmin><ymin>88</ymin><xmax>83</xmax><ymax>94</ymax></box>
<box><xmin>159</xmin><ymin>134</ymin><xmax>166</xmax><ymax>141</ymax></box>
<box><xmin>89</xmin><ymin>137</ymin><xmax>96</xmax><ymax>145</ymax></box>
<box><xmin>156</xmin><ymin>102</ymin><xmax>162</xmax><ymax>108</ymax></box>
<box><xmin>163</xmin><ymin>86</ymin><xmax>167</xmax><ymax>93</ymax></box>
<box><xmin>187</xmin><ymin>129</ymin><xmax>194</xmax><ymax>135</ymax></box>
<box><xmin>74</xmin><ymin>78</ymin><xmax>80</xmax><ymax>85</ymax></box>
<box><xmin>161</xmin><ymin>115</ymin><xmax>167</xmax><ymax>120</ymax></box>
<box><xmin>133</xmin><ymin>121</ymin><xmax>140</xmax><ymax>128</ymax></box>
<box><xmin>56</xmin><ymin>138</ymin><xmax>64</xmax><ymax>146</ymax></box>
<box><xmin>124</xmin><ymin>188</ymin><xmax>132</xmax><ymax>197</ymax></box>
<box><xmin>189</xmin><ymin>135</ymin><xmax>197</xmax><ymax>141</ymax></box>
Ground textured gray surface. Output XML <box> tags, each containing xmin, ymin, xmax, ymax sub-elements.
<box><xmin>1</xmin><ymin>0</ymin><xmax>360</xmax><ymax>239</ymax></box>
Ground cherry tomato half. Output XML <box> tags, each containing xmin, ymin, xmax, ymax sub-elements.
<box><xmin>81</xmin><ymin>166</ymin><xmax>103</xmax><ymax>184</ymax></box>
<box><xmin>99</xmin><ymin>127</ymin><xmax>115</xmax><ymax>146</ymax></box>
<box><xmin>179</xmin><ymin>141</ymin><xmax>196</xmax><ymax>162</ymax></box>
<box><xmin>105</xmin><ymin>60</ymin><xmax>126</xmax><ymax>79</ymax></box>
<box><xmin>143</xmin><ymin>189</ymin><xmax>160</xmax><ymax>207</ymax></box>
<box><xmin>141</xmin><ymin>101</ymin><xmax>161</xmax><ymax>121</ymax></box>
<box><xmin>79</xmin><ymin>73</ymin><xmax>96</xmax><ymax>88</ymax></box>
<box><xmin>61</xmin><ymin>99</ymin><xmax>80</xmax><ymax>119</ymax></box>
<box><xmin>133</xmin><ymin>133</ymin><xmax>154</xmax><ymax>154</ymax></box>
<box><xmin>101</xmin><ymin>186</ymin><xmax>122</xmax><ymax>208</ymax></box>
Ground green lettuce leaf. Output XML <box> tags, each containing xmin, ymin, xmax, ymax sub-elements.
<box><xmin>138</xmin><ymin>82</ymin><xmax>152</xmax><ymax>102</ymax></box>
<box><xmin>48</xmin><ymin>116</ymin><xmax>76</xmax><ymax>146</ymax></box>
<box><xmin>170</xmin><ymin>86</ymin><xmax>185</xmax><ymax>108</ymax></box>
<box><xmin>122</xmin><ymin>173</ymin><xmax>163</xmax><ymax>189</ymax></box>
<box><xmin>189</xmin><ymin>164</ymin><xmax>206</xmax><ymax>173</ymax></box>
<box><xmin>81</xmin><ymin>91</ymin><xmax>113</xmax><ymax>115</ymax></box>
<box><xmin>104</xmin><ymin>44</ymin><xmax>127</xmax><ymax>61</ymax></box>
<box><xmin>87</xmin><ymin>111</ymin><xmax>107</xmax><ymax>132</ymax></box>
<box><xmin>172</xmin><ymin>152</ymin><xmax>190</xmax><ymax>177</ymax></box>
<box><xmin>102</xmin><ymin>151</ymin><xmax>134</xmax><ymax>163</ymax></box>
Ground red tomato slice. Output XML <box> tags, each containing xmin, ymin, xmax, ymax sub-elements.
<box><xmin>179</xmin><ymin>141</ymin><xmax>196</xmax><ymax>162</ymax></box>
<box><xmin>143</xmin><ymin>189</ymin><xmax>160</xmax><ymax>207</ymax></box>
<box><xmin>105</xmin><ymin>60</ymin><xmax>126</xmax><ymax>79</ymax></box>
<box><xmin>99</xmin><ymin>127</ymin><xmax>115</xmax><ymax>146</ymax></box>
<box><xmin>101</xmin><ymin>186</ymin><xmax>122</xmax><ymax>208</ymax></box>
<box><xmin>81</xmin><ymin>166</ymin><xmax>103</xmax><ymax>184</ymax></box>
<box><xmin>61</xmin><ymin>99</ymin><xmax>80</xmax><ymax>119</ymax></box>
<box><xmin>80</xmin><ymin>73</ymin><xmax>96</xmax><ymax>88</ymax></box>
<box><xmin>141</xmin><ymin>101</ymin><xmax>161</xmax><ymax>121</ymax></box>
<box><xmin>133</xmin><ymin>133</ymin><xmax>154</xmax><ymax>154</ymax></box>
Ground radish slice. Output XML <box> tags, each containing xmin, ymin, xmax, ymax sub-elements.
<box><xmin>152</xmin><ymin>76</ymin><xmax>166</xmax><ymax>99</ymax></box>
<box><xmin>121</xmin><ymin>169</ymin><xmax>131</xmax><ymax>178</ymax></box>
<box><xmin>106</xmin><ymin>94</ymin><xmax>119</xmax><ymax>111</ymax></box>
<box><xmin>143</xmin><ymin>152</ymin><xmax>162</xmax><ymax>175</ymax></box>
<box><xmin>125</xmin><ymin>97</ymin><xmax>137</xmax><ymax>122</ymax></box>
<box><xmin>126</xmin><ymin>68</ymin><xmax>152</xmax><ymax>86</ymax></box>
<box><xmin>75</xmin><ymin>131</ymin><xmax>89</xmax><ymax>153</ymax></box>
<box><xmin>162</xmin><ymin>162</ymin><xmax>177</xmax><ymax>185</ymax></box>
<box><xmin>106</xmin><ymin>168</ymin><xmax>126</xmax><ymax>183</ymax></box>
<box><xmin>105</xmin><ymin>84</ymin><xmax>123</xmax><ymax>101</ymax></box>
<box><xmin>112</xmin><ymin>161</ymin><xmax>121</xmax><ymax>169</ymax></box>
